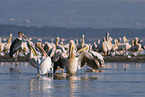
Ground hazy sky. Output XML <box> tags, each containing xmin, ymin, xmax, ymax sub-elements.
<box><xmin>0</xmin><ymin>0</ymin><xmax>145</xmax><ymax>28</ymax></box>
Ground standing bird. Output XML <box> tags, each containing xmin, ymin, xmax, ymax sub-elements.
<box><xmin>77</xmin><ymin>34</ymin><xmax>85</xmax><ymax>51</ymax></box>
<box><xmin>54</xmin><ymin>40</ymin><xmax>104</xmax><ymax>75</ymax></box>
<box><xmin>10</xmin><ymin>31</ymin><xmax>27</xmax><ymax>61</ymax></box>
<box><xmin>55</xmin><ymin>37</ymin><xmax>67</xmax><ymax>53</ymax></box>
<box><xmin>27</xmin><ymin>42</ymin><xmax>53</xmax><ymax>76</ymax></box>
<box><xmin>3</xmin><ymin>34</ymin><xmax>12</xmax><ymax>53</ymax></box>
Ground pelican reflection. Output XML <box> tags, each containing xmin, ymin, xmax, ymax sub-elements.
<box><xmin>53</xmin><ymin>73</ymin><xmax>99</xmax><ymax>81</ymax></box>
<box><xmin>68</xmin><ymin>75</ymin><xmax>80</xmax><ymax>97</ymax></box>
<box><xmin>29</xmin><ymin>76</ymin><xmax>53</xmax><ymax>97</ymax></box>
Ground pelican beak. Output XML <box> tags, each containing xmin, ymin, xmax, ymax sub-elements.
<box><xmin>69</xmin><ymin>42</ymin><xmax>75</xmax><ymax>58</ymax></box>
<box><xmin>125</xmin><ymin>38</ymin><xmax>128</xmax><ymax>41</ymax></box>
<box><xmin>22</xmin><ymin>34</ymin><xmax>27</xmax><ymax>39</ymax></box>
<box><xmin>30</xmin><ymin>46</ymin><xmax>37</xmax><ymax>56</ymax></box>
<box><xmin>28</xmin><ymin>38</ymin><xmax>32</xmax><ymax>42</ymax></box>
<box><xmin>36</xmin><ymin>43</ymin><xmax>47</xmax><ymax>57</ymax></box>
<box><xmin>77</xmin><ymin>46</ymin><xmax>88</xmax><ymax>53</ymax></box>
<box><xmin>27</xmin><ymin>43</ymin><xmax>37</xmax><ymax>56</ymax></box>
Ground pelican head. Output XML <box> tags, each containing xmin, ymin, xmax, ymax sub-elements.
<box><xmin>75</xmin><ymin>39</ymin><xmax>78</xmax><ymax>46</ymax></box>
<box><xmin>56</xmin><ymin>37</ymin><xmax>60</xmax><ymax>45</ymax></box>
<box><xmin>36</xmin><ymin>42</ymin><xmax>41</xmax><ymax>47</ymax></box>
<box><xmin>36</xmin><ymin>42</ymin><xmax>48</xmax><ymax>57</ymax></box>
<box><xmin>118</xmin><ymin>38</ymin><xmax>121</xmax><ymax>43</ymax></box>
<box><xmin>7</xmin><ymin>34</ymin><xmax>12</xmax><ymax>44</ymax></box>
<box><xmin>10</xmin><ymin>34</ymin><xmax>12</xmax><ymax>37</ymax></box>
<box><xmin>109</xmin><ymin>37</ymin><xmax>113</xmax><ymax>41</ymax></box>
<box><xmin>134</xmin><ymin>37</ymin><xmax>138</xmax><ymax>42</ymax></box>
<box><xmin>103</xmin><ymin>37</ymin><xmax>106</xmax><ymax>42</ymax></box>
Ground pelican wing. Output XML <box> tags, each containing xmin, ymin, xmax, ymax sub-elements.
<box><xmin>85</xmin><ymin>56</ymin><xmax>100</xmax><ymax>70</ymax></box>
<box><xmin>29</xmin><ymin>56</ymin><xmax>38</xmax><ymax>68</ymax></box>
<box><xmin>53</xmin><ymin>52</ymin><xmax>66</xmax><ymax>73</ymax></box>
<box><xmin>44</xmin><ymin>43</ymin><xmax>49</xmax><ymax>53</ymax></box>
<box><xmin>53</xmin><ymin>57</ymin><xmax>64</xmax><ymax>73</ymax></box>
<box><xmin>79</xmin><ymin>51</ymin><xmax>103</xmax><ymax>70</ymax></box>
<box><xmin>10</xmin><ymin>38</ymin><xmax>22</xmax><ymax>57</ymax></box>
<box><xmin>78</xmin><ymin>50</ymin><xmax>93</xmax><ymax>68</ymax></box>
<box><xmin>47</xmin><ymin>47</ymin><xmax>56</xmax><ymax>58</ymax></box>
<box><xmin>37</xmin><ymin>57</ymin><xmax>52</xmax><ymax>74</ymax></box>
<box><xmin>56</xmin><ymin>45</ymin><xmax>67</xmax><ymax>53</ymax></box>
<box><xmin>89</xmin><ymin>51</ymin><xmax>104</xmax><ymax>66</ymax></box>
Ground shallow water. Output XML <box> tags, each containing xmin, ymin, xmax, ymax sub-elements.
<box><xmin>0</xmin><ymin>62</ymin><xmax>145</xmax><ymax>97</ymax></box>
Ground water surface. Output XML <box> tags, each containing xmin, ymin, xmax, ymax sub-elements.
<box><xmin>0</xmin><ymin>62</ymin><xmax>145</xmax><ymax>97</ymax></box>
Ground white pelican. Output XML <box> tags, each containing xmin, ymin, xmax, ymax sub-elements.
<box><xmin>101</xmin><ymin>37</ymin><xmax>108</xmax><ymax>55</ymax></box>
<box><xmin>128</xmin><ymin>37</ymin><xmax>142</xmax><ymax>52</ymax></box>
<box><xmin>44</xmin><ymin>41</ymin><xmax>51</xmax><ymax>53</ymax></box>
<box><xmin>92</xmin><ymin>42</ymin><xmax>97</xmax><ymax>51</ymax></box>
<box><xmin>3</xmin><ymin>34</ymin><xmax>12</xmax><ymax>53</ymax></box>
<box><xmin>0</xmin><ymin>41</ymin><xmax>5</xmax><ymax>53</ymax></box>
<box><xmin>53</xmin><ymin>49</ymin><xmax>66</xmax><ymax>73</ymax></box>
<box><xmin>105</xmin><ymin>32</ymin><xmax>109</xmax><ymax>41</ymax></box>
<box><xmin>117</xmin><ymin>36</ymin><xmax>131</xmax><ymax>52</ymax></box>
<box><xmin>55</xmin><ymin>37</ymin><xmax>67</xmax><ymax>53</ymax></box>
<box><xmin>54</xmin><ymin>40</ymin><xmax>104</xmax><ymax>75</ymax></box>
<box><xmin>0</xmin><ymin>34</ymin><xmax>12</xmax><ymax>53</ymax></box>
<box><xmin>111</xmin><ymin>39</ymin><xmax>118</xmax><ymax>52</ymax></box>
<box><xmin>77</xmin><ymin>34</ymin><xmax>85</xmax><ymax>50</ymax></box>
<box><xmin>50</xmin><ymin>37</ymin><xmax>67</xmax><ymax>73</ymax></box>
<box><xmin>102</xmin><ymin>36</ymin><xmax>113</xmax><ymax>55</ymax></box>
<box><xmin>43</xmin><ymin>41</ymin><xmax>56</xmax><ymax>58</ymax></box>
<box><xmin>27</xmin><ymin>42</ymin><xmax>53</xmax><ymax>76</ymax></box>
<box><xmin>47</xmin><ymin>37</ymin><xmax>67</xmax><ymax>60</ymax></box>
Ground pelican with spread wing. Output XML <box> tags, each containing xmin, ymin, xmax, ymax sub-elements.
<box><xmin>27</xmin><ymin>42</ymin><xmax>53</xmax><ymax>76</ymax></box>
<box><xmin>54</xmin><ymin>40</ymin><xmax>104</xmax><ymax>75</ymax></box>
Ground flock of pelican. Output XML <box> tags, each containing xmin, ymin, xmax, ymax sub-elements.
<box><xmin>0</xmin><ymin>31</ymin><xmax>144</xmax><ymax>76</ymax></box>
<box><xmin>7</xmin><ymin>32</ymin><xmax>104</xmax><ymax>76</ymax></box>
<box><xmin>97</xmin><ymin>32</ymin><xmax>144</xmax><ymax>56</ymax></box>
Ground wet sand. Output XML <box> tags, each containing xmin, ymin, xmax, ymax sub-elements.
<box><xmin>104</xmin><ymin>55</ymin><xmax>145</xmax><ymax>62</ymax></box>
<box><xmin>1</xmin><ymin>54</ymin><xmax>145</xmax><ymax>62</ymax></box>
<box><xmin>0</xmin><ymin>54</ymin><xmax>29</xmax><ymax>62</ymax></box>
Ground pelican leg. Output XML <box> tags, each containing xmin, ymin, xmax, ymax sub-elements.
<box><xmin>92</xmin><ymin>69</ymin><xmax>96</xmax><ymax>72</ymax></box>
<box><xmin>70</xmin><ymin>72</ymin><xmax>75</xmax><ymax>76</ymax></box>
<box><xmin>104</xmin><ymin>52</ymin><xmax>107</xmax><ymax>55</ymax></box>
<box><xmin>62</xmin><ymin>69</ymin><xmax>64</xmax><ymax>73</ymax></box>
<box><xmin>37</xmin><ymin>73</ymin><xmax>41</xmax><ymax>77</ymax></box>
<box><xmin>46</xmin><ymin>73</ymin><xmax>48</xmax><ymax>77</ymax></box>
<box><xmin>73</xmin><ymin>72</ymin><xmax>75</xmax><ymax>75</ymax></box>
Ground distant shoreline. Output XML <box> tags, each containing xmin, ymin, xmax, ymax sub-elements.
<box><xmin>0</xmin><ymin>24</ymin><xmax>145</xmax><ymax>39</ymax></box>
<box><xmin>0</xmin><ymin>24</ymin><xmax>145</xmax><ymax>46</ymax></box>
